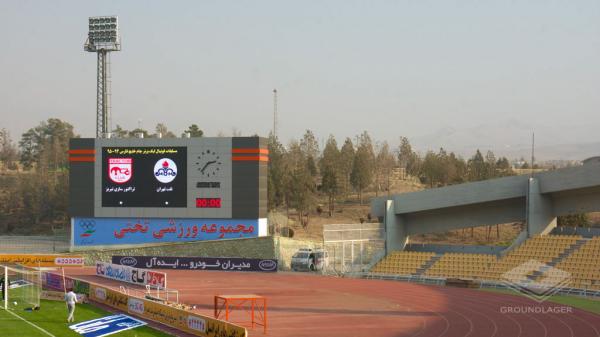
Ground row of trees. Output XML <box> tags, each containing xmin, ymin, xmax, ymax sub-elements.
<box><xmin>0</xmin><ymin>119</ymin><xmax>594</xmax><ymax>233</ymax></box>
<box><xmin>111</xmin><ymin>123</ymin><xmax>204</xmax><ymax>139</ymax></box>
<box><xmin>0</xmin><ymin>120</ymin><xmax>74</xmax><ymax>233</ymax></box>
<box><xmin>268</xmin><ymin>130</ymin><xmax>516</xmax><ymax>227</ymax></box>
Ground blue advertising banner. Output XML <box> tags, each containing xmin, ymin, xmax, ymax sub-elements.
<box><xmin>69</xmin><ymin>314</ymin><xmax>147</xmax><ymax>337</ymax></box>
<box><xmin>73</xmin><ymin>217</ymin><xmax>258</xmax><ymax>246</ymax></box>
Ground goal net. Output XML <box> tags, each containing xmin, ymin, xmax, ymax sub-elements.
<box><xmin>1</xmin><ymin>265</ymin><xmax>42</xmax><ymax>311</ymax></box>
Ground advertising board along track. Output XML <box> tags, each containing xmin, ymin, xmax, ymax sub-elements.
<box><xmin>95</xmin><ymin>261</ymin><xmax>167</xmax><ymax>288</ymax></box>
<box><xmin>88</xmin><ymin>283</ymin><xmax>247</xmax><ymax>337</ymax></box>
<box><xmin>0</xmin><ymin>254</ymin><xmax>84</xmax><ymax>267</ymax></box>
<box><xmin>112</xmin><ymin>255</ymin><xmax>278</xmax><ymax>272</ymax></box>
<box><xmin>52</xmin><ymin>270</ymin><xmax>247</xmax><ymax>337</ymax></box>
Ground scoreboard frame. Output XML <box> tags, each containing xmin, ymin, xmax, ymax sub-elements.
<box><xmin>68</xmin><ymin>137</ymin><xmax>267</xmax><ymax>249</ymax></box>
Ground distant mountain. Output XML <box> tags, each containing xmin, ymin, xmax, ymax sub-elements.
<box><xmin>411</xmin><ymin>120</ymin><xmax>600</xmax><ymax>161</ymax></box>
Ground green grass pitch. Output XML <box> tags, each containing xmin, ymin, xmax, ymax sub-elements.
<box><xmin>0</xmin><ymin>299</ymin><xmax>172</xmax><ymax>337</ymax></box>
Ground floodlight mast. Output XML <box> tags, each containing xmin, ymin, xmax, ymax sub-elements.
<box><xmin>84</xmin><ymin>16</ymin><xmax>121</xmax><ymax>138</ymax></box>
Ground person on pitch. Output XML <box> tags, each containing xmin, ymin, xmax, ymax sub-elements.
<box><xmin>64</xmin><ymin>288</ymin><xmax>78</xmax><ymax>323</ymax></box>
<box><xmin>0</xmin><ymin>275</ymin><xmax>5</xmax><ymax>301</ymax></box>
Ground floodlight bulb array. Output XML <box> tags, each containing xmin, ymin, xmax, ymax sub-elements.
<box><xmin>86</xmin><ymin>16</ymin><xmax>119</xmax><ymax>47</ymax></box>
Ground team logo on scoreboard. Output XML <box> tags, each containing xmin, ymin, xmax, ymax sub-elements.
<box><xmin>154</xmin><ymin>158</ymin><xmax>178</xmax><ymax>183</ymax></box>
<box><xmin>108</xmin><ymin>158</ymin><xmax>133</xmax><ymax>184</ymax></box>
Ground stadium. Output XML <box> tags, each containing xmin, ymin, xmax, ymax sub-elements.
<box><xmin>2</xmin><ymin>135</ymin><xmax>600</xmax><ymax>337</ymax></box>
<box><xmin>2</xmin><ymin>8</ymin><xmax>600</xmax><ymax>337</ymax></box>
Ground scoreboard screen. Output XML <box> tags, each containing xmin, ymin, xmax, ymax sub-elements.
<box><xmin>101</xmin><ymin>147</ymin><xmax>187</xmax><ymax>207</ymax></box>
<box><xmin>69</xmin><ymin>137</ymin><xmax>267</xmax><ymax>221</ymax></box>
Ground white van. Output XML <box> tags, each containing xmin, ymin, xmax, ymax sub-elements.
<box><xmin>291</xmin><ymin>248</ymin><xmax>329</xmax><ymax>272</ymax></box>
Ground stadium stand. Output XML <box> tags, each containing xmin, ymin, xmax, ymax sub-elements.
<box><xmin>371</xmin><ymin>251</ymin><xmax>435</xmax><ymax>275</ymax></box>
<box><xmin>477</xmin><ymin>235</ymin><xmax>581</xmax><ymax>282</ymax></box>
<box><xmin>424</xmin><ymin>253</ymin><xmax>496</xmax><ymax>279</ymax></box>
<box><xmin>553</xmin><ymin>236</ymin><xmax>600</xmax><ymax>290</ymax></box>
<box><xmin>370</xmin><ymin>234</ymin><xmax>600</xmax><ymax>291</ymax></box>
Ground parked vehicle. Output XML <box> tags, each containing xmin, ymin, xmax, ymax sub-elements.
<box><xmin>291</xmin><ymin>248</ymin><xmax>329</xmax><ymax>272</ymax></box>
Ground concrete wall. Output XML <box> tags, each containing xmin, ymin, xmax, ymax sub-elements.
<box><xmin>405</xmin><ymin>243</ymin><xmax>506</xmax><ymax>255</ymax></box>
<box><xmin>78</xmin><ymin>236</ymin><xmax>276</xmax><ymax>266</ymax></box>
<box><xmin>551</xmin><ymin>226</ymin><xmax>600</xmax><ymax>238</ymax></box>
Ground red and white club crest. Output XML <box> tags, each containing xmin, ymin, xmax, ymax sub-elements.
<box><xmin>108</xmin><ymin>158</ymin><xmax>133</xmax><ymax>184</ymax></box>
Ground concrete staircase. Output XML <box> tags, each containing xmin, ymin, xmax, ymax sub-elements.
<box><xmin>413</xmin><ymin>253</ymin><xmax>443</xmax><ymax>276</ymax></box>
<box><xmin>528</xmin><ymin>239</ymin><xmax>588</xmax><ymax>281</ymax></box>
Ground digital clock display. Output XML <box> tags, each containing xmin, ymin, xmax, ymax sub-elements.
<box><xmin>196</xmin><ymin>198</ymin><xmax>222</xmax><ymax>208</ymax></box>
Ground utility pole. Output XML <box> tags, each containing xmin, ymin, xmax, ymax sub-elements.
<box><xmin>530</xmin><ymin>132</ymin><xmax>535</xmax><ymax>178</ymax></box>
<box><xmin>273</xmin><ymin>89</ymin><xmax>278</xmax><ymax>138</ymax></box>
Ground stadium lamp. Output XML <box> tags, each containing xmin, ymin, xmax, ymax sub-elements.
<box><xmin>84</xmin><ymin>15</ymin><xmax>121</xmax><ymax>138</ymax></box>
<box><xmin>84</xmin><ymin>15</ymin><xmax>121</xmax><ymax>52</ymax></box>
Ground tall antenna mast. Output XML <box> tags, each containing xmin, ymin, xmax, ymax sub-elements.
<box><xmin>85</xmin><ymin>16</ymin><xmax>121</xmax><ymax>138</ymax></box>
<box><xmin>530</xmin><ymin>131</ymin><xmax>535</xmax><ymax>177</ymax></box>
<box><xmin>273</xmin><ymin>89</ymin><xmax>278</xmax><ymax>138</ymax></box>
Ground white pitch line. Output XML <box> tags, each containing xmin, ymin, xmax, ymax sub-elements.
<box><xmin>4</xmin><ymin>309</ymin><xmax>56</xmax><ymax>337</ymax></box>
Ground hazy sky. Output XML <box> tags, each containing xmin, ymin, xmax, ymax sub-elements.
<box><xmin>1</xmin><ymin>1</ymin><xmax>599</xmax><ymax>149</ymax></box>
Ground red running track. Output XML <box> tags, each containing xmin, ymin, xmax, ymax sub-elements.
<box><xmin>67</xmin><ymin>268</ymin><xmax>600</xmax><ymax>337</ymax></box>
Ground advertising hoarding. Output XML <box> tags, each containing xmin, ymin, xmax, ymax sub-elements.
<box><xmin>0</xmin><ymin>254</ymin><xmax>84</xmax><ymax>267</ymax></box>
<box><xmin>69</xmin><ymin>315</ymin><xmax>147</xmax><ymax>337</ymax></box>
<box><xmin>74</xmin><ymin>217</ymin><xmax>258</xmax><ymax>246</ymax></box>
<box><xmin>112</xmin><ymin>255</ymin><xmax>278</xmax><ymax>272</ymax></box>
<box><xmin>95</xmin><ymin>261</ymin><xmax>167</xmax><ymax>288</ymax></box>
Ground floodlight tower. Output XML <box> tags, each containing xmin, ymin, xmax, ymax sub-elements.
<box><xmin>84</xmin><ymin>16</ymin><xmax>121</xmax><ymax>138</ymax></box>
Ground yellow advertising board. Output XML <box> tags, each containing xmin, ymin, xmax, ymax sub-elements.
<box><xmin>41</xmin><ymin>290</ymin><xmax>88</xmax><ymax>303</ymax></box>
<box><xmin>89</xmin><ymin>284</ymin><xmax>246</xmax><ymax>337</ymax></box>
<box><xmin>0</xmin><ymin>254</ymin><xmax>84</xmax><ymax>267</ymax></box>
<box><xmin>89</xmin><ymin>284</ymin><xmax>129</xmax><ymax>312</ymax></box>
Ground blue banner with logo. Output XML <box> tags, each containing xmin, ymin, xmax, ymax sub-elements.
<box><xmin>74</xmin><ymin>217</ymin><xmax>258</xmax><ymax>246</ymax></box>
<box><xmin>112</xmin><ymin>255</ymin><xmax>278</xmax><ymax>272</ymax></box>
<box><xmin>69</xmin><ymin>314</ymin><xmax>146</xmax><ymax>337</ymax></box>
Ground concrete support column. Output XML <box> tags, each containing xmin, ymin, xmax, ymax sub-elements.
<box><xmin>385</xmin><ymin>200</ymin><xmax>408</xmax><ymax>253</ymax></box>
<box><xmin>526</xmin><ymin>177</ymin><xmax>557</xmax><ymax>237</ymax></box>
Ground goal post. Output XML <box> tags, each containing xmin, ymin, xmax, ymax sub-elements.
<box><xmin>1</xmin><ymin>264</ymin><xmax>42</xmax><ymax>311</ymax></box>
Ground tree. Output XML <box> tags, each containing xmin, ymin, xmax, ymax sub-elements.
<box><xmin>182</xmin><ymin>124</ymin><xmax>204</xmax><ymax>137</ymax></box>
<box><xmin>421</xmin><ymin>150</ymin><xmax>441</xmax><ymax>187</ymax></box>
<box><xmin>485</xmin><ymin>150</ymin><xmax>497</xmax><ymax>179</ymax></box>
<box><xmin>398</xmin><ymin>137</ymin><xmax>420</xmax><ymax>177</ymax></box>
<box><xmin>320</xmin><ymin>135</ymin><xmax>340</xmax><ymax>216</ymax></box>
<box><xmin>374</xmin><ymin>141</ymin><xmax>396</xmax><ymax>195</ymax></box>
<box><xmin>286</xmin><ymin>141</ymin><xmax>315</xmax><ymax>227</ymax></box>
<box><xmin>0</xmin><ymin>129</ymin><xmax>18</xmax><ymax>170</ymax></box>
<box><xmin>350</xmin><ymin>131</ymin><xmax>375</xmax><ymax>204</ymax></box>
<box><xmin>496</xmin><ymin>157</ymin><xmax>511</xmax><ymax>175</ymax></box>
<box><xmin>19</xmin><ymin>118</ymin><xmax>74</xmax><ymax>171</ymax></box>
<box><xmin>112</xmin><ymin>125</ymin><xmax>129</xmax><ymax>138</ymax></box>
<box><xmin>155</xmin><ymin>123</ymin><xmax>176</xmax><ymax>138</ymax></box>
<box><xmin>558</xmin><ymin>214</ymin><xmax>590</xmax><ymax>227</ymax></box>
<box><xmin>467</xmin><ymin>149</ymin><xmax>486</xmax><ymax>181</ymax></box>
<box><xmin>267</xmin><ymin>133</ymin><xmax>286</xmax><ymax>210</ymax></box>
<box><xmin>339</xmin><ymin>138</ymin><xmax>355</xmax><ymax>196</ymax></box>
<box><xmin>299</xmin><ymin>130</ymin><xmax>319</xmax><ymax>161</ymax></box>
<box><xmin>127</xmin><ymin>128</ymin><xmax>150</xmax><ymax>138</ymax></box>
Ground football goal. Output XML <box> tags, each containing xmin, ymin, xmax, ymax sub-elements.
<box><xmin>1</xmin><ymin>264</ymin><xmax>42</xmax><ymax>311</ymax></box>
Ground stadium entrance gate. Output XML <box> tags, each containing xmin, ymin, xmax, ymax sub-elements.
<box><xmin>322</xmin><ymin>223</ymin><xmax>385</xmax><ymax>276</ymax></box>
